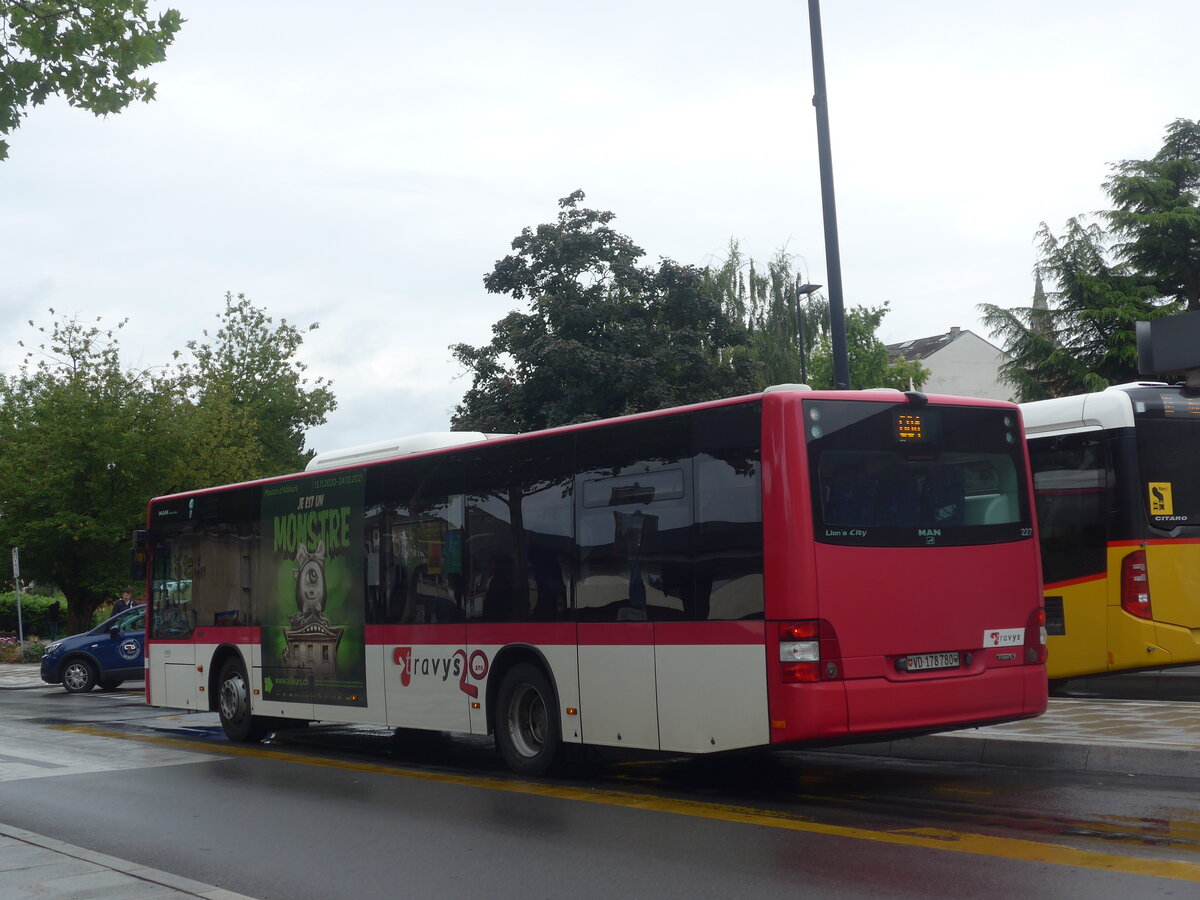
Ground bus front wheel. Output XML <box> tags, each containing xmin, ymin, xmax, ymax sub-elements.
<box><xmin>495</xmin><ymin>663</ymin><xmax>562</xmax><ymax>777</ymax></box>
<box><xmin>217</xmin><ymin>658</ymin><xmax>270</xmax><ymax>743</ymax></box>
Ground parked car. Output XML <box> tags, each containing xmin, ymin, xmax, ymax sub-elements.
<box><xmin>40</xmin><ymin>605</ymin><xmax>145</xmax><ymax>693</ymax></box>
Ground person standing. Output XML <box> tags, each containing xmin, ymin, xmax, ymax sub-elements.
<box><xmin>112</xmin><ymin>588</ymin><xmax>134</xmax><ymax>615</ymax></box>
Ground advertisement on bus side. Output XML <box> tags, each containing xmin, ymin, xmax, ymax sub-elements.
<box><xmin>260</xmin><ymin>470</ymin><xmax>368</xmax><ymax>707</ymax></box>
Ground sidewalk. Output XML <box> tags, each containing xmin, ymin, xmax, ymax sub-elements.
<box><xmin>0</xmin><ymin>823</ymin><xmax>255</xmax><ymax>900</ymax></box>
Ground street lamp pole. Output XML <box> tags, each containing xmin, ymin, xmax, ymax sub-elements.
<box><xmin>795</xmin><ymin>281</ymin><xmax>822</xmax><ymax>384</ymax></box>
<box><xmin>807</xmin><ymin>0</ymin><xmax>851</xmax><ymax>390</ymax></box>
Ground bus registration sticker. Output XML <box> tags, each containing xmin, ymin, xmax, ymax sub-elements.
<box><xmin>904</xmin><ymin>651</ymin><xmax>959</xmax><ymax>672</ymax></box>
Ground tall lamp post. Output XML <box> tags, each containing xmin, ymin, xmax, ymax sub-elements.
<box><xmin>795</xmin><ymin>281</ymin><xmax>822</xmax><ymax>383</ymax></box>
<box><xmin>807</xmin><ymin>0</ymin><xmax>851</xmax><ymax>390</ymax></box>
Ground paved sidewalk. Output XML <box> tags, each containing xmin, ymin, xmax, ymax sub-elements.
<box><xmin>0</xmin><ymin>823</ymin><xmax>255</xmax><ymax>900</ymax></box>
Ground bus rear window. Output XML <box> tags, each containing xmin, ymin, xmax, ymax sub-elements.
<box><xmin>805</xmin><ymin>400</ymin><xmax>1031</xmax><ymax>547</ymax></box>
<box><xmin>1130</xmin><ymin>390</ymin><xmax>1200</xmax><ymax>527</ymax></box>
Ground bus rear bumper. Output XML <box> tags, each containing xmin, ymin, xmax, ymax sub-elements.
<box><xmin>768</xmin><ymin>665</ymin><xmax>1047</xmax><ymax>746</ymax></box>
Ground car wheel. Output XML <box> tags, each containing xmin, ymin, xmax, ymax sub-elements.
<box><xmin>217</xmin><ymin>657</ymin><xmax>270</xmax><ymax>743</ymax></box>
<box><xmin>62</xmin><ymin>659</ymin><xmax>97</xmax><ymax>694</ymax></box>
<box><xmin>495</xmin><ymin>663</ymin><xmax>562</xmax><ymax>777</ymax></box>
<box><xmin>98</xmin><ymin>679</ymin><xmax>124</xmax><ymax>691</ymax></box>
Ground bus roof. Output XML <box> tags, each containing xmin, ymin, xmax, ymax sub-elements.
<box><xmin>1020</xmin><ymin>382</ymin><xmax>1174</xmax><ymax>437</ymax></box>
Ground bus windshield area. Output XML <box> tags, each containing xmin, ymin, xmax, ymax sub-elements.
<box><xmin>1131</xmin><ymin>389</ymin><xmax>1200</xmax><ymax>527</ymax></box>
<box><xmin>805</xmin><ymin>400</ymin><xmax>1031</xmax><ymax>547</ymax></box>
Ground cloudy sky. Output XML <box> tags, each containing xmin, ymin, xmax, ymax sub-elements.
<box><xmin>1</xmin><ymin>0</ymin><xmax>1195</xmax><ymax>455</ymax></box>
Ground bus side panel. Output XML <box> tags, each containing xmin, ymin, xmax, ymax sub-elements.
<box><xmin>1104</xmin><ymin>542</ymin><xmax>1169</xmax><ymax>671</ymax></box>
<box><xmin>655</xmin><ymin>622</ymin><xmax>768</xmax><ymax>754</ymax></box>
<box><xmin>1145</xmin><ymin>540</ymin><xmax>1200</xmax><ymax>665</ymax></box>
<box><xmin>147</xmin><ymin>640</ymin><xmax>195</xmax><ymax>709</ymax></box>
<box><xmin>577</xmin><ymin>623</ymin><xmax>659</xmax><ymax>751</ymax></box>
<box><xmin>1044</xmin><ymin>575</ymin><xmax>1109</xmax><ymax>679</ymax></box>
<box><xmin>368</xmin><ymin>624</ymin><xmax>470</xmax><ymax>732</ymax></box>
<box><xmin>761</xmin><ymin>392</ymin><xmax>819</xmax><ymax>621</ymax></box>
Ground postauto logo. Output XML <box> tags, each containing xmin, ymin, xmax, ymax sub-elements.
<box><xmin>393</xmin><ymin>647</ymin><xmax>489</xmax><ymax>698</ymax></box>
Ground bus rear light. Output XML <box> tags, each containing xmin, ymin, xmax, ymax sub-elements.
<box><xmin>1024</xmin><ymin>607</ymin><xmax>1048</xmax><ymax>664</ymax></box>
<box><xmin>778</xmin><ymin>620</ymin><xmax>834</xmax><ymax>682</ymax></box>
<box><xmin>1120</xmin><ymin>549</ymin><xmax>1153</xmax><ymax>620</ymax></box>
<box><xmin>779</xmin><ymin>621</ymin><xmax>819</xmax><ymax>641</ymax></box>
<box><xmin>781</xmin><ymin>661</ymin><xmax>822</xmax><ymax>683</ymax></box>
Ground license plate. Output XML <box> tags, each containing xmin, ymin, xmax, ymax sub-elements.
<box><xmin>904</xmin><ymin>651</ymin><xmax>960</xmax><ymax>672</ymax></box>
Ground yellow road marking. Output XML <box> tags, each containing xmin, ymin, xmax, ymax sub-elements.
<box><xmin>52</xmin><ymin>724</ymin><xmax>1200</xmax><ymax>883</ymax></box>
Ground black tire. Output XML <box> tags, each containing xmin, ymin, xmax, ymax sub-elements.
<box><xmin>61</xmin><ymin>658</ymin><xmax>97</xmax><ymax>694</ymax></box>
<box><xmin>97</xmin><ymin>679</ymin><xmax>125</xmax><ymax>692</ymax></box>
<box><xmin>494</xmin><ymin>663</ymin><xmax>562</xmax><ymax>777</ymax></box>
<box><xmin>217</xmin><ymin>657</ymin><xmax>270</xmax><ymax>743</ymax></box>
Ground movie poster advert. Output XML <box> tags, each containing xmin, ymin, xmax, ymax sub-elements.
<box><xmin>260</xmin><ymin>470</ymin><xmax>367</xmax><ymax>707</ymax></box>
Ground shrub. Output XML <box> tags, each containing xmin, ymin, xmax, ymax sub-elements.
<box><xmin>0</xmin><ymin>634</ymin><xmax>46</xmax><ymax>663</ymax></box>
<box><xmin>0</xmin><ymin>592</ymin><xmax>68</xmax><ymax>636</ymax></box>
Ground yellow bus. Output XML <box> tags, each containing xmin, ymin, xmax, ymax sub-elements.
<box><xmin>1022</xmin><ymin>383</ymin><xmax>1200</xmax><ymax>681</ymax></box>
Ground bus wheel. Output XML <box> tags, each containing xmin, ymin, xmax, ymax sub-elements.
<box><xmin>62</xmin><ymin>659</ymin><xmax>97</xmax><ymax>693</ymax></box>
<box><xmin>217</xmin><ymin>658</ymin><xmax>269</xmax><ymax>743</ymax></box>
<box><xmin>495</xmin><ymin>663</ymin><xmax>561</xmax><ymax>777</ymax></box>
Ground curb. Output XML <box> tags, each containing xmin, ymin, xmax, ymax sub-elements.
<box><xmin>0</xmin><ymin>823</ymin><xmax>257</xmax><ymax>900</ymax></box>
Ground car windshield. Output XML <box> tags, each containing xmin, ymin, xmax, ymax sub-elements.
<box><xmin>92</xmin><ymin>606</ymin><xmax>145</xmax><ymax>634</ymax></box>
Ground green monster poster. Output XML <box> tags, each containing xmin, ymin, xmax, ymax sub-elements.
<box><xmin>260</xmin><ymin>470</ymin><xmax>367</xmax><ymax>707</ymax></box>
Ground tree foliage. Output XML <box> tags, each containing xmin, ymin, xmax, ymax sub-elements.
<box><xmin>702</xmin><ymin>241</ymin><xmax>927</xmax><ymax>392</ymax></box>
<box><xmin>981</xmin><ymin>220</ymin><xmax>1159</xmax><ymax>401</ymax></box>
<box><xmin>451</xmin><ymin>191</ymin><xmax>758</xmax><ymax>433</ymax></box>
<box><xmin>982</xmin><ymin>118</ymin><xmax>1198</xmax><ymax>401</ymax></box>
<box><xmin>180</xmin><ymin>292</ymin><xmax>336</xmax><ymax>479</ymax></box>
<box><xmin>0</xmin><ymin>296</ymin><xmax>334</xmax><ymax>632</ymax></box>
<box><xmin>0</xmin><ymin>1</ymin><xmax>183</xmax><ymax>160</ymax></box>
<box><xmin>0</xmin><ymin>314</ymin><xmax>178</xmax><ymax>631</ymax></box>
<box><xmin>1105</xmin><ymin>118</ymin><xmax>1200</xmax><ymax>312</ymax></box>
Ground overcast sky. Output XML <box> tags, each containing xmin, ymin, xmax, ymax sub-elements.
<box><xmin>1</xmin><ymin>0</ymin><xmax>1195</xmax><ymax>455</ymax></box>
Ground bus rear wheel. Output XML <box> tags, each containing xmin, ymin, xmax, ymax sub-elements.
<box><xmin>217</xmin><ymin>658</ymin><xmax>270</xmax><ymax>743</ymax></box>
<box><xmin>495</xmin><ymin>663</ymin><xmax>561</xmax><ymax>777</ymax></box>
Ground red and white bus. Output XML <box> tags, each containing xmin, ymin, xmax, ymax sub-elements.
<box><xmin>138</xmin><ymin>386</ymin><xmax>1047</xmax><ymax>775</ymax></box>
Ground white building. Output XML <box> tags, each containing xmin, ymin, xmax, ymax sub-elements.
<box><xmin>887</xmin><ymin>327</ymin><xmax>1014</xmax><ymax>402</ymax></box>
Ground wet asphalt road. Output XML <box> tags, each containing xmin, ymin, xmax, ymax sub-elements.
<box><xmin>1</xmin><ymin>682</ymin><xmax>1198</xmax><ymax>899</ymax></box>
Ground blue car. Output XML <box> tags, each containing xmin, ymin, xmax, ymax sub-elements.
<box><xmin>40</xmin><ymin>605</ymin><xmax>146</xmax><ymax>693</ymax></box>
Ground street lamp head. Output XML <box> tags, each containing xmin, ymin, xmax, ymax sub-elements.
<box><xmin>796</xmin><ymin>283</ymin><xmax>823</xmax><ymax>297</ymax></box>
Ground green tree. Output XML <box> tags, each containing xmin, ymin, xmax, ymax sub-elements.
<box><xmin>982</xmin><ymin>119</ymin><xmax>1199</xmax><ymax>400</ymax></box>
<box><xmin>702</xmin><ymin>242</ymin><xmax>927</xmax><ymax>391</ymax></box>
<box><xmin>980</xmin><ymin>219</ymin><xmax>1160</xmax><ymax>401</ymax></box>
<box><xmin>0</xmin><ymin>1</ymin><xmax>184</xmax><ymax>160</ymax></box>
<box><xmin>1105</xmin><ymin>118</ymin><xmax>1200</xmax><ymax>312</ymax></box>
<box><xmin>451</xmin><ymin>191</ymin><xmax>757</xmax><ymax>433</ymax></box>
<box><xmin>0</xmin><ymin>297</ymin><xmax>337</xmax><ymax>632</ymax></box>
<box><xmin>0</xmin><ymin>314</ymin><xmax>179</xmax><ymax>632</ymax></box>
<box><xmin>180</xmin><ymin>292</ymin><xmax>336</xmax><ymax>480</ymax></box>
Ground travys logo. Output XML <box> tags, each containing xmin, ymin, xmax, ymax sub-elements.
<box><xmin>393</xmin><ymin>647</ymin><xmax>490</xmax><ymax>698</ymax></box>
<box><xmin>983</xmin><ymin>628</ymin><xmax>1024</xmax><ymax>647</ymax></box>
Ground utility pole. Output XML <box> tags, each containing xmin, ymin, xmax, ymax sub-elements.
<box><xmin>807</xmin><ymin>0</ymin><xmax>851</xmax><ymax>390</ymax></box>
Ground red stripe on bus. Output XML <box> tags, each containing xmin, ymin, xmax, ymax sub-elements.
<box><xmin>153</xmin><ymin>627</ymin><xmax>259</xmax><ymax>645</ymax></box>
<box><xmin>1109</xmin><ymin>538</ymin><xmax>1200</xmax><ymax>547</ymax></box>
<box><xmin>1044</xmin><ymin>573</ymin><xmax>1106</xmax><ymax>590</ymax></box>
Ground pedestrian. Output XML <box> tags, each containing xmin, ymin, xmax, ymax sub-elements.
<box><xmin>112</xmin><ymin>588</ymin><xmax>134</xmax><ymax>615</ymax></box>
<box><xmin>47</xmin><ymin>601</ymin><xmax>60</xmax><ymax>639</ymax></box>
